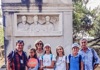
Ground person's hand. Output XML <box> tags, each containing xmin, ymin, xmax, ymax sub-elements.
<box><xmin>40</xmin><ymin>66</ymin><xmax>44</xmax><ymax>69</ymax></box>
<box><xmin>94</xmin><ymin>64</ymin><xmax>99</xmax><ymax>69</ymax></box>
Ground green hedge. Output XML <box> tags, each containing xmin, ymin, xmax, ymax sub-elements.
<box><xmin>0</xmin><ymin>26</ymin><xmax>4</xmax><ymax>46</ymax></box>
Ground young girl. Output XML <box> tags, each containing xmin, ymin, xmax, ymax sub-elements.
<box><xmin>27</xmin><ymin>48</ymin><xmax>39</xmax><ymax>70</ymax></box>
<box><xmin>67</xmin><ymin>43</ymin><xmax>83</xmax><ymax>70</ymax></box>
<box><xmin>40</xmin><ymin>44</ymin><xmax>56</xmax><ymax>70</ymax></box>
<box><xmin>55</xmin><ymin>46</ymin><xmax>67</xmax><ymax>70</ymax></box>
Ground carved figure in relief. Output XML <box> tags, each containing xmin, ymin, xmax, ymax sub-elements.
<box><xmin>42</xmin><ymin>16</ymin><xmax>54</xmax><ymax>32</ymax></box>
<box><xmin>17</xmin><ymin>16</ymin><xmax>30</xmax><ymax>31</ymax></box>
<box><xmin>30</xmin><ymin>15</ymin><xmax>43</xmax><ymax>32</ymax></box>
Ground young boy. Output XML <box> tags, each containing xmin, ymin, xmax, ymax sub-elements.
<box><xmin>67</xmin><ymin>43</ymin><xmax>84</xmax><ymax>70</ymax></box>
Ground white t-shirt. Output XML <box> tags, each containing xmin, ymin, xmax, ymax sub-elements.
<box><xmin>55</xmin><ymin>56</ymin><xmax>67</xmax><ymax>70</ymax></box>
<box><xmin>39</xmin><ymin>54</ymin><xmax>56</xmax><ymax>70</ymax></box>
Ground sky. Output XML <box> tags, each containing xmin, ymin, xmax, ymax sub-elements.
<box><xmin>87</xmin><ymin>0</ymin><xmax>100</xmax><ymax>10</ymax></box>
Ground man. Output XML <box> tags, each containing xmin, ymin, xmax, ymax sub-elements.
<box><xmin>42</xmin><ymin>16</ymin><xmax>54</xmax><ymax>32</ymax></box>
<box><xmin>7</xmin><ymin>40</ymin><xmax>27</xmax><ymax>70</ymax></box>
<box><xmin>17</xmin><ymin>16</ymin><xmax>30</xmax><ymax>31</ymax></box>
<box><xmin>30</xmin><ymin>15</ymin><xmax>42</xmax><ymax>32</ymax></box>
<box><xmin>79</xmin><ymin>38</ymin><xmax>100</xmax><ymax>70</ymax></box>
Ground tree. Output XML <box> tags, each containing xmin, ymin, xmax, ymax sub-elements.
<box><xmin>0</xmin><ymin>26</ymin><xmax>4</xmax><ymax>46</ymax></box>
<box><xmin>73</xmin><ymin>0</ymin><xmax>91</xmax><ymax>40</ymax></box>
<box><xmin>73</xmin><ymin>0</ymin><xmax>100</xmax><ymax>46</ymax></box>
<box><xmin>0</xmin><ymin>9</ymin><xmax>4</xmax><ymax>46</ymax></box>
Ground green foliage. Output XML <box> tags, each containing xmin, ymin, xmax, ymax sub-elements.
<box><xmin>0</xmin><ymin>26</ymin><xmax>4</xmax><ymax>46</ymax></box>
<box><xmin>73</xmin><ymin>0</ymin><xmax>100</xmax><ymax>38</ymax></box>
<box><xmin>73</xmin><ymin>1</ymin><xmax>88</xmax><ymax>33</ymax></box>
<box><xmin>90</xmin><ymin>8</ymin><xmax>100</xmax><ymax>37</ymax></box>
<box><xmin>73</xmin><ymin>0</ymin><xmax>100</xmax><ymax>49</ymax></box>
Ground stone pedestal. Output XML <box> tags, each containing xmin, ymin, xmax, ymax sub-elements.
<box><xmin>2</xmin><ymin>0</ymin><xmax>73</xmax><ymax>56</ymax></box>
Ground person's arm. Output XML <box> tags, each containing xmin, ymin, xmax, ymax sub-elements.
<box><xmin>7</xmin><ymin>58</ymin><xmax>11</xmax><ymax>70</ymax></box>
<box><xmin>93</xmin><ymin>49</ymin><xmax>100</xmax><ymax>69</ymax></box>
<box><xmin>66</xmin><ymin>55</ymin><xmax>69</xmax><ymax>70</ymax></box>
<box><xmin>39</xmin><ymin>55</ymin><xmax>44</xmax><ymax>70</ymax></box>
<box><xmin>81</xmin><ymin>61</ymin><xmax>84</xmax><ymax>70</ymax></box>
<box><xmin>7</xmin><ymin>51</ymin><xmax>13</xmax><ymax>70</ymax></box>
<box><xmin>66</xmin><ymin>63</ymin><xmax>69</xmax><ymax>70</ymax></box>
<box><xmin>40</xmin><ymin>60</ymin><xmax>43</xmax><ymax>70</ymax></box>
<box><xmin>94</xmin><ymin>64</ymin><xmax>99</xmax><ymax>69</ymax></box>
<box><xmin>25</xmin><ymin>66</ymin><xmax>28</xmax><ymax>70</ymax></box>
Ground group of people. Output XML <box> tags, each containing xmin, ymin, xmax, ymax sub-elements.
<box><xmin>7</xmin><ymin>38</ymin><xmax>100</xmax><ymax>70</ymax></box>
<box><xmin>17</xmin><ymin>15</ymin><xmax>54</xmax><ymax>32</ymax></box>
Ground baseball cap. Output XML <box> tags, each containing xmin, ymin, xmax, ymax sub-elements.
<box><xmin>44</xmin><ymin>43</ymin><xmax>51</xmax><ymax>48</ymax></box>
<box><xmin>72</xmin><ymin>43</ymin><xmax>79</xmax><ymax>48</ymax></box>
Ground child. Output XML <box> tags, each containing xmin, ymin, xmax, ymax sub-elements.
<box><xmin>27</xmin><ymin>48</ymin><xmax>39</xmax><ymax>70</ymax></box>
<box><xmin>55</xmin><ymin>46</ymin><xmax>67</xmax><ymax>70</ymax></box>
<box><xmin>40</xmin><ymin>44</ymin><xmax>56</xmax><ymax>70</ymax></box>
<box><xmin>67</xmin><ymin>43</ymin><xmax>84</xmax><ymax>70</ymax></box>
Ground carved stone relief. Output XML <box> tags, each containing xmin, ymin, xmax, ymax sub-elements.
<box><xmin>14</xmin><ymin>13</ymin><xmax>62</xmax><ymax>36</ymax></box>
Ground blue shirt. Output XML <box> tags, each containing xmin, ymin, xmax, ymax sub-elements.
<box><xmin>79</xmin><ymin>48</ymin><xmax>100</xmax><ymax>70</ymax></box>
<box><xmin>67</xmin><ymin>54</ymin><xmax>82</xmax><ymax>70</ymax></box>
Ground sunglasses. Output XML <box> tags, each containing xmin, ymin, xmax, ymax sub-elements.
<box><xmin>37</xmin><ymin>43</ymin><xmax>43</xmax><ymax>45</ymax></box>
<box><xmin>17</xmin><ymin>40</ymin><xmax>24</xmax><ymax>43</ymax></box>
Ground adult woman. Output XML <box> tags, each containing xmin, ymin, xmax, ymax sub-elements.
<box><xmin>35</xmin><ymin>40</ymin><xmax>44</xmax><ymax>58</ymax></box>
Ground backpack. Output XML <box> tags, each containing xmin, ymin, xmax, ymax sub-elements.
<box><xmin>68</xmin><ymin>54</ymin><xmax>81</xmax><ymax>70</ymax></box>
<box><xmin>11</xmin><ymin>50</ymin><xmax>27</xmax><ymax>59</ymax></box>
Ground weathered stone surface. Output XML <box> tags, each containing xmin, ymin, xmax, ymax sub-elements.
<box><xmin>2</xmin><ymin>0</ymin><xmax>73</xmax><ymax>56</ymax></box>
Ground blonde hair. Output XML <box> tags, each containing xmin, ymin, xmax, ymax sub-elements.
<box><xmin>56</xmin><ymin>46</ymin><xmax>65</xmax><ymax>56</ymax></box>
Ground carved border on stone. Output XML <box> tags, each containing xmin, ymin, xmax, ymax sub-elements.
<box><xmin>13</xmin><ymin>13</ymin><xmax>63</xmax><ymax>36</ymax></box>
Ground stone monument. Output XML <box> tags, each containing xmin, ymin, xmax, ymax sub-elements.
<box><xmin>2</xmin><ymin>0</ymin><xmax>73</xmax><ymax>56</ymax></box>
